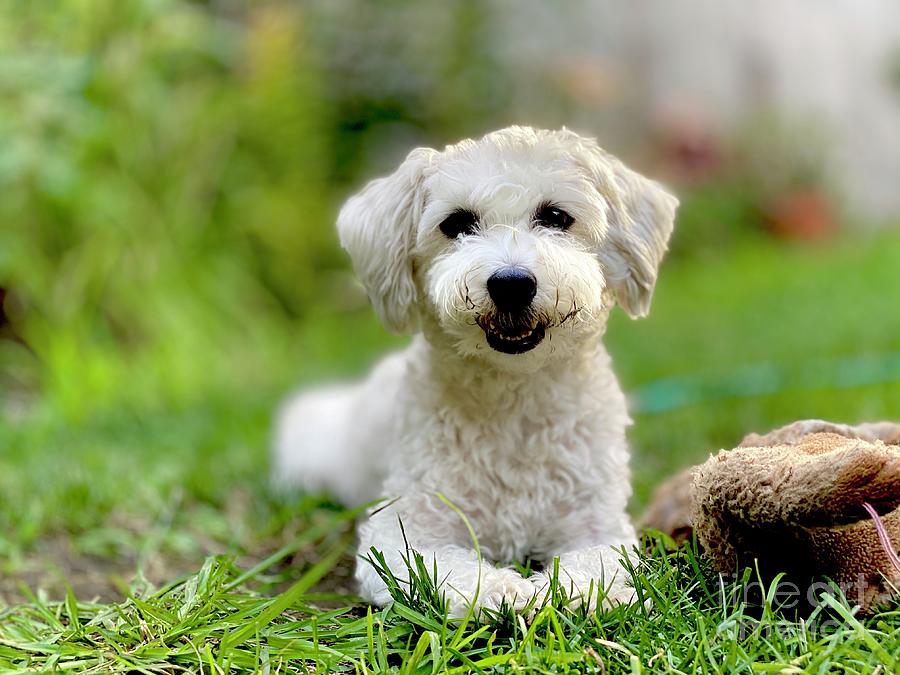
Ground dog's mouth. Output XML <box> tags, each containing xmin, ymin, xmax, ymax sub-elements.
<box><xmin>481</xmin><ymin>319</ymin><xmax>546</xmax><ymax>355</ymax></box>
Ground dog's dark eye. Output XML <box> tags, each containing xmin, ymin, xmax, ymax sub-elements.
<box><xmin>534</xmin><ymin>204</ymin><xmax>574</xmax><ymax>230</ymax></box>
<box><xmin>439</xmin><ymin>209</ymin><xmax>479</xmax><ymax>239</ymax></box>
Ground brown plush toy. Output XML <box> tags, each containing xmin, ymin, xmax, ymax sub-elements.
<box><xmin>641</xmin><ymin>420</ymin><xmax>900</xmax><ymax>613</ymax></box>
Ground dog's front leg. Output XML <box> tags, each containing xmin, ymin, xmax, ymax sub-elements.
<box><xmin>531</xmin><ymin>542</ymin><xmax>640</xmax><ymax>612</ymax></box>
<box><xmin>355</xmin><ymin>501</ymin><xmax>539</xmax><ymax>618</ymax></box>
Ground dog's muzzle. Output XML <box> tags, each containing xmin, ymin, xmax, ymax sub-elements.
<box><xmin>481</xmin><ymin>266</ymin><xmax>545</xmax><ymax>354</ymax></box>
<box><xmin>483</xmin><ymin>320</ymin><xmax>546</xmax><ymax>354</ymax></box>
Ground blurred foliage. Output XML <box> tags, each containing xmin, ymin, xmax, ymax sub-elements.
<box><xmin>0</xmin><ymin>0</ymin><xmax>519</xmax><ymax>419</ymax></box>
<box><xmin>305</xmin><ymin>0</ymin><xmax>513</xmax><ymax>178</ymax></box>
<box><xmin>0</xmin><ymin>1</ymin><xmax>340</xmax><ymax>416</ymax></box>
<box><xmin>666</xmin><ymin>114</ymin><xmax>836</xmax><ymax>258</ymax></box>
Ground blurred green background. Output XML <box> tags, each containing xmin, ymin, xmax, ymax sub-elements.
<box><xmin>0</xmin><ymin>1</ymin><xmax>898</xmax><ymax>599</ymax></box>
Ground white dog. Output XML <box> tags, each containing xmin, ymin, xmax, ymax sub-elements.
<box><xmin>274</xmin><ymin>126</ymin><xmax>677</xmax><ymax>617</ymax></box>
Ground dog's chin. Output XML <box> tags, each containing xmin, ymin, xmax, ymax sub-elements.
<box><xmin>484</xmin><ymin>323</ymin><xmax>546</xmax><ymax>355</ymax></box>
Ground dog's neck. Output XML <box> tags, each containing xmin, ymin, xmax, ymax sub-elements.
<box><xmin>410</xmin><ymin>331</ymin><xmax>612</xmax><ymax>411</ymax></box>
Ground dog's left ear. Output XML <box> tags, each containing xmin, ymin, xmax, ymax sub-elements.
<box><xmin>582</xmin><ymin>146</ymin><xmax>678</xmax><ymax>319</ymax></box>
<box><xmin>337</xmin><ymin>147</ymin><xmax>436</xmax><ymax>333</ymax></box>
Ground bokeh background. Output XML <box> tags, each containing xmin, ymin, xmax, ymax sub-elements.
<box><xmin>1</xmin><ymin>0</ymin><xmax>899</xmax><ymax>599</ymax></box>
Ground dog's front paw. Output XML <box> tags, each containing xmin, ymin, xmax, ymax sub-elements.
<box><xmin>531</xmin><ymin>546</ymin><xmax>644</xmax><ymax>613</ymax></box>
<box><xmin>530</xmin><ymin>569</ymin><xmax>638</xmax><ymax>613</ymax></box>
<box><xmin>531</xmin><ymin>570</ymin><xmax>637</xmax><ymax>612</ymax></box>
<box><xmin>444</xmin><ymin>568</ymin><xmax>539</xmax><ymax>618</ymax></box>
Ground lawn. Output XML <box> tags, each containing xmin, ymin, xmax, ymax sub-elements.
<box><xmin>1</xmin><ymin>233</ymin><xmax>899</xmax><ymax>673</ymax></box>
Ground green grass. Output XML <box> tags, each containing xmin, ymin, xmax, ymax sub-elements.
<box><xmin>2</xmin><ymin>234</ymin><xmax>900</xmax><ymax>673</ymax></box>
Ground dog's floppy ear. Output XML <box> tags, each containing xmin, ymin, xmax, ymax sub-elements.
<box><xmin>337</xmin><ymin>147</ymin><xmax>435</xmax><ymax>333</ymax></box>
<box><xmin>582</xmin><ymin>146</ymin><xmax>678</xmax><ymax>319</ymax></box>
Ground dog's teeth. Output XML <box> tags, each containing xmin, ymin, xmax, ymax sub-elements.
<box><xmin>495</xmin><ymin>328</ymin><xmax>535</xmax><ymax>341</ymax></box>
<box><xmin>482</xmin><ymin>319</ymin><xmax>543</xmax><ymax>344</ymax></box>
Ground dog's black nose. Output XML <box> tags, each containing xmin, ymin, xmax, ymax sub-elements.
<box><xmin>487</xmin><ymin>267</ymin><xmax>537</xmax><ymax>313</ymax></box>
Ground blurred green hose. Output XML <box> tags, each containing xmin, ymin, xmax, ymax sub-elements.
<box><xmin>631</xmin><ymin>352</ymin><xmax>900</xmax><ymax>415</ymax></box>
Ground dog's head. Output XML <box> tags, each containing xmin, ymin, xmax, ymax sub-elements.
<box><xmin>338</xmin><ymin>126</ymin><xmax>677</xmax><ymax>370</ymax></box>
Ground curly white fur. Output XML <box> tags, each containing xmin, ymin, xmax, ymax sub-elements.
<box><xmin>273</xmin><ymin>126</ymin><xmax>678</xmax><ymax>617</ymax></box>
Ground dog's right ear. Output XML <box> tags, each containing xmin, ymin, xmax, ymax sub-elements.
<box><xmin>337</xmin><ymin>147</ymin><xmax>436</xmax><ymax>334</ymax></box>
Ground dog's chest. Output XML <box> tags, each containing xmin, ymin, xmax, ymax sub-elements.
<box><xmin>388</xmin><ymin>342</ymin><xmax>633</xmax><ymax>562</ymax></box>
<box><xmin>417</xmin><ymin>404</ymin><xmax>622</xmax><ymax>561</ymax></box>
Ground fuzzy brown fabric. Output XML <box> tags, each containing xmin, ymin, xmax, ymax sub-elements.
<box><xmin>641</xmin><ymin>420</ymin><xmax>900</xmax><ymax>613</ymax></box>
<box><xmin>637</xmin><ymin>467</ymin><xmax>695</xmax><ymax>543</ymax></box>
